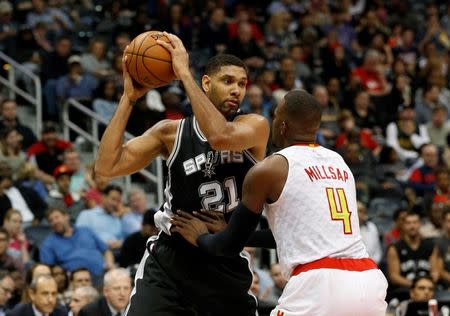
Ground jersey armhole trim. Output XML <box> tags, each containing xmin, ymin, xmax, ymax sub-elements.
<box><xmin>166</xmin><ymin>119</ymin><xmax>185</xmax><ymax>167</ymax></box>
<box><xmin>266</xmin><ymin>153</ymin><xmax>289</xmax><ymax>206</ymax></box>
<box><xmin>243</xmin><ymin>149</ymin><xmax>258</xmax><ymax>164</ymax></box>
<box><xmin>193</xmin><ymin>117</ymin><xmax>208</xmax><ymax>142</ymax></box>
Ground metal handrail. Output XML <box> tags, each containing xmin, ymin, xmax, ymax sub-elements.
<box><xmin>63</xmin><ymin>98</ymin><xmax>164</xmax><ymax>206</ymax></box>
<box><xmin>0</xmin><ymin>51</ymin><xmax>42</xmax><ymax>135</ymax></box>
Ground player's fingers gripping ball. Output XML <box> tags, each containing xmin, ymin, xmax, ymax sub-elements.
<box><xmin>124</xmin><ymin>31</ymin><xmax>177</xmax><ymax>88</ymax></box>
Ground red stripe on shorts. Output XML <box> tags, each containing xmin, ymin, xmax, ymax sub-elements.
<box><xmin>292</xmin><ymin>257</ymin><xmax>378</xmax><ymax>276</ymax></box>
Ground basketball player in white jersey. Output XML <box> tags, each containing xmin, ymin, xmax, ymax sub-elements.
<box><xmin>171</xmin><ymin>89</ymin><xmax>388</xmax><ymax>316</ymax></box>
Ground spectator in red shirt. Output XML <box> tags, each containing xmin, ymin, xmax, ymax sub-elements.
<box><xmin>27</xmin><ymin>122</ymin><xmax>72</xmax><ymax>179</ymax></box>
<box><xmin>351</xmin><ymin>49</ymin><xmax>390</xmax><ymax>96</ymax></box>
<box><xmin>335</xmin><ymin>109</ymin><xmax>381</xmax><ymax>155</ymax></box>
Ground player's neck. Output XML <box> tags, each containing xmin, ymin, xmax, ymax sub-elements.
<box><xmin>287</xmin><ymin>138</ymin><xmax>316</xmax><ymax>147</ymax></box>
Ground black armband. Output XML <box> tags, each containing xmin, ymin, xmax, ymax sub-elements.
<box><xmin>246</xmin><ymin>229</ymin><xmax>276</xmax><ymax>248</ymax></box>
<box><xmin>197</xmin><ymin>203</ymin><xmax>261</xmax><ymax>257</ymax></box>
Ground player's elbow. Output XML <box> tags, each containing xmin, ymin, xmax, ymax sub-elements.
<box><xmin>208</xmin><ymin>134</ymin><xmax>232</xmax><ymax>151</ymax></box>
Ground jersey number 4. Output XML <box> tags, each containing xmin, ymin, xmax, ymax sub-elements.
<box><xmin>325</xmin><ymin>187</ymin><xmax>353</xmax><ymax>234</ymax></box>
<box><xmin>199</xmin><ymin>177</ymin><xmax>239</xmax><ymax>212</ymax></box>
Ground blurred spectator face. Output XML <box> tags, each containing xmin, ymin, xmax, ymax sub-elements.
<box><xmin>393</xmin><ymin>59</ymin><xmax>407</xmax><ymax>76</ymax></box>
<box><xmin>31</xmin><ymin>0</ymin><xmax>45</xmax><ymax>13</ymax></box>
<box><xmin>71</xmin><ymin>270</ymin><xmax>92</xmax><ymax>289</ymax></box>
<box><xmin>281</xmin><ymin>72</ymin><xmax>295</xmax><ymax>90</ymax></box>
<box><xmin>425</xmin><ymin>86</ymin><xmax>440</xmax><ymax>103</ymax></box>
<box><xmin>0</xmin><ymin>231</ymin><xmax>9</xmax><ymax>256</ymax></box>
<box><xmin>51</xmin><ymin>266</ymin><xmax>67</xmax><ymax>292</ymax></box>
<box><xmin>280</xmin><ymin>57</ymin><xmax>295</xmax><ymax>74</ymax></box>
<box><xmin>371</xmin><ymin>34</ymin><xmax>384</xmax><ymax>50</ymax></box>
<box><xmin>91</xmin><ymin>40</ymin><xmax>105</xmax><ymax>59</ymax></box>
<box><xmin>250</xmin><ymin>271</ymin><xmax>260</xmax><ymax>297</ymax></box>
<box><xmin>170</xmin><ymin>3</ymin><xmax>182</xmax><ymax>22</ymax></box>
<box><xmin>403</xmin><ymin>214</ymin><xmax>421</xmax><ymax>239</ymax></box>
<box><xmin>69</xmin><ymin>62</ymin><xmax>82</xmax><ymax>76</ymax></box>
<box><xmin>410</xmin><ymin>278</ymin><xmax>434</xmax><ymax>302</ymax></box>
<box><xmin>431</xmin><ymin>108</ymin><xmax>447</xmax><ymax>128</ymax></box>
<box><xmin>4</xmin><ymin>129</ymin><xmax>22</xmax><ymax>150</ymax></box>
<box><xmin>327</xmin><ymin>78</ymin><xmax>340</xmax><ymax>96</ymax></box>
<box><xmin>70</xmin><ymin>287</ymin><xmax>92</xmax><ymax>316</ymax></box>
<box><xmin>48</xmin><ymin>210</ymin><xmax>70</xmax><ymax>235</ymax></box>
<box><xmin>64</xmin><ymin>150</ymin><xmax>81</xmax><ymax>172</ymax></box>
<box><xmin>363</xmin><ymin>53</ymin><xmax>379</xmax><ymax>73</ymax></box>
<box><xmin>128</xmin><ymin>191</ymin><xmax>147</xmax><ymax>213</ymax></box>
<box><xmin>56</xmin><ymin>174</ymin><xmax>71</xmax><ymax>194</ymax></box>
<box><xmin>289</xmin><ymin>45</ymin><xmax>303</xmax><ymax>61</ymax></box>
<box><xmin>237</xmin><ymin>22</ymin><xmax>252</xmax><ymax>43</ymax></box>
<box><xmin>395</xmin><ymin>75</ymin><xmax>409</xmax><ymax>92</ymax></box>
<box><xmin>436</xmin><ymin>171</ymin><xmax>450</xmax><ymax>191</ymax></box>
<box><xmin>430</xmin><ymin>202</ymin><xmax>445</xmax><ymax>227</ymax></box>
<box><xmin>270</xmin><ymin>264</ymin><xmax>287</xmax><ymax>290</ymax></box>
<box><xmin>261</xmin><ymin>69</ymin><xmax>275</xmax><ymax>85</ymax></box>
<box><xmin>422</xmin><ymin>144</ymin><xmax>438</xmax><ymax>168</ymax></box>
<box><xmin>334</xmin><ymin>46</ymin><xmax>345</xmax><ymax>61</ymax></box>
<box><xmin>56</xmin><ymin>38</ymin><xmax>71</xmax><ymax>57</ymax></box>
<box><xmin>115</xmin><ymin>34</ymin><xmax>130</xmax><ymax>53</ymax></box>
<box><xmin>42</xmin><ymin>131</ymin><xmax>58</xmax><ymax>149</ymax></box>
<box><xmin>343</xmin><ymin>143</ymin><xmax>361</xmax><ymax>164</ymax></box>
<box><xmin>210</xmin><ymin>7</ymin><xmax>225</xmax><ymax>25</ymax></box>
<box><xmin>247</xmin><ymin>86</ymin><xmax>263</xmax><ymax>110</ymax></box>
<box><xmin>398</xmin><ymin>107</ymin><xmax>415</xmax><ymax>121</ymax></box>
<box><xmin>3</xmin><ymin>211</ymin><xmax>22</xmax><ymax>236</ymax></box>
<box><xmin>1</xmin><ymin>100</ymin><xmax>17</xmax><ymax>121</ymax></box>
<box><xmin>103</xmin><ymin>274</ymin><xmax>132</xmax><ymax>311</ymax></box>
<box><xmin>0</xmin><ymin>275</ymin><xmax>14</xmax><ymax>306</ymax></box>
<box><xmin>103</xmin><ymin>189</ymin><xmax>122</xmax><ymax>214</ymax></box>
<box><xmin>354</xmin><ymin>92</ymin><xmax>369</xmax><ymax>111</ymax></box>
<box><xmin>29</xmin><ymin>277</ymin><xmax>58</xmax><ymax>314</ymax></box>
<box><xmin>104</xmin><ymin>81</ymin><xmax>116</xmax><ymax>100</ymax></box>
<box><xmin>402</xmin><ymin>30</ymin><xmax>414</xmax><ymax>46</ymax></box>
<box><xmin>313</xmin><ymin>87</ymin><xmax>329</xmax><ymax>107</ymax></box>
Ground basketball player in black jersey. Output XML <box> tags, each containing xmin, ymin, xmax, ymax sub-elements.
<box><xmin>95</xmin><ymin>32</ymin><xmax>269</xmax><ymax>316</ymax></box>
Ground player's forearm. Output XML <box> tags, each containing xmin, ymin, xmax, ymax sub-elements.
<box><xmin>179</xmin><ymin>71</ymin><xmax>229</xmax><ymax>145</ymax></box>
<box><xmin>197</xmin><ymin>203</ymin><xmax>261</xmax><ymax>257</ymax></box>
<box><xmin>95</xmin><ymin>95</ymin><xmax>133</xmax><ymax>177</ymax></box>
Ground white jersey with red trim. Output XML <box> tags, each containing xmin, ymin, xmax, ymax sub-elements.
<box><xmin>265</xmin><ymin>144</ymin><xmax>369</xmax><ymax>278</ymax></box>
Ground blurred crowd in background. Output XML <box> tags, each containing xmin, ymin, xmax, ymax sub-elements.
<box><xmin>2</xmin><ymin>0</ymin><xmax>450</xmax><ymax>315</ymax></box>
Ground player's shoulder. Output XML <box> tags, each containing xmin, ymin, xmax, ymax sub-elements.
<box><xmin>145</xmin><ymin>118</ymin><xmax>181</xmax><ymax>136</ymax></box>
<box><xmin>249</xmin><ymin>154</ymin><xmax>288</xmax><ymax>179</ymax></box>
<box><xmin>234</xmin><ymin>112</ymin><xmax>269</xmax><ymax>127</ymax></box>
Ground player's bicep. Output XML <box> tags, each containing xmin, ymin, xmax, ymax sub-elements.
<box><xmin>212</xmin><ymin>115</ymin><xmax>269</xmax><ymax>152</ymax></box>
<box><xmin>112</xmin><ymin>126</ymin><xmax>166</xmax><ymax>176</ymax></box>
<box><xmin>242</xmin><ymin>155</ymin><xmax>287</xmax><ymax>213</ymax></box>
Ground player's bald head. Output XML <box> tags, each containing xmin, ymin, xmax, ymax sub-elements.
<box><xmin>272</xmin><ymin>90</ymin><xmax>322</xmax><ymax>148</ymax></box>
<box><xmin>283</xmin><ymin>90</ymin><xmax>322</xmax><ymax>130</ymax></box>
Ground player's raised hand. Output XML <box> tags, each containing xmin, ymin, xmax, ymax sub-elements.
<box><xmin>156</xmin><ymin>32</ymin><xmax>190</xmax><ymax>80</ymax></box>
<box><xmin>171</xmin><ymin>211</ymin><xmax>209</xmax><ymax>246</ymax></box>
<box><xmin>122</xmin><ymin>52</ymin><xmax>151</xmax><ymax>102</ymax></box>
<box><xmin>193</xmin><ymin>210</ymin><xmax>226</xmax><ymax>233</ymax></box>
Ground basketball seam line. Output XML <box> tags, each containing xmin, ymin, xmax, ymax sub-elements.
<box><xmin>126</xmin><ymin>52</ymin><xmax>172</xmax><ymax>64</ymax></box>
<box><xmin>140</xmin><ymin>45</ymin><xmax>171</xmax><ymax>83</ymax></box>
<box><xmin>135</xmin><ymin>32</ymin><xmax>153</xmax><ymax>83</ymax></box>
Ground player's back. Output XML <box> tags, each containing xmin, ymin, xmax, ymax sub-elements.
<box><xmin>265</xmin><ymin>144</ymin><xmax>369</xmax><ymax>278</ymax></box>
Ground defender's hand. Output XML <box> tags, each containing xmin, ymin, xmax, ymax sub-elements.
<box><xmin>171</xmin><ymin>211</ymin><xmax>209</xmax><ymax>246</ymax></box>
<box><xmin>122</xmin><ymin>52</ymin><xmax>151</xmax><ymax>102</ymax></box>
<box><xmin>193</xmin><ymin>210</ymin><xmax>226</xmax><ymax>233</ymax></box>
<box><xmin>156</xmin><ymin>32</ymin><xmax>190</xmax><ymax>80</ymax></box>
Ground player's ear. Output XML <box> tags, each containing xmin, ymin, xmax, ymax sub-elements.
<box><xmin>281</xmin><ymin>121</ymin><xmax>287</xmax><ymax>135</ymax></box>
<box><xmin>202</xmin><ymin>75</ymin><xmax>211</xmax><ymax>92</ymax></box>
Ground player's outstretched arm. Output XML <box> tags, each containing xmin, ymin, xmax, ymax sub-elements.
<box><xmin>95</xmin><ymin>54</ymin><xmax>172</xmax><ymax>178</ymax></box>
<box><xmin>157</xmin><ymin>32</ymin><xmax>269</xmax><ymax>158</ymax></box>
<box><xmin>172</xmin><ymin>155</ymin><xmax>287</xmax><ymax>256</ymax></box>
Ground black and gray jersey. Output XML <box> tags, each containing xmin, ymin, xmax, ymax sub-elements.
<box><xmin>157</xmin><ymin>115</ymin><xmax>257</xmax><ymax>231</ymax></box>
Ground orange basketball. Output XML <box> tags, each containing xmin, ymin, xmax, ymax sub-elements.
<box><xmin>124</xmin><ymin>31</ymin><xmax>176</xmax><ymax>88</ymax></box>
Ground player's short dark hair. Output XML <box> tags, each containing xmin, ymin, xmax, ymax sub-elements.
<box><xmin>204</xmin><ymin>54</ymin><xmax>248</xmax><ymax>76</ymax></box>
<box><xmin>103</xmin><ymin>184</ymin><xmax>122</xmax><ymax>195</ymax></box>
<box><xmin>284</xmin><ymin>90</ymin><xmax>322</xmax><ymax>127</ymax></box>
